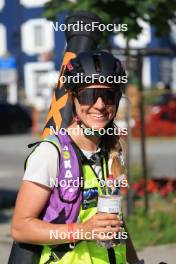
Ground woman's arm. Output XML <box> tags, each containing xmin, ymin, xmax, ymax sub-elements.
<box><xmin>11</xmin><ymin>141</ymin><xmax>72</xmax><ymax>245</ymax></box>
<box><xmin>11</xmin><ymin>181</ymin><xmax>76</xmax><ymax>245</ymax></box>
<box><xmin>12</xmin><ymin>181</ymin><xmax>121</xmax><ymax>245</ymax></box>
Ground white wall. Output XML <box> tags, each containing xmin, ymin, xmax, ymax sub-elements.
<box><xmin>0</xmin><ymin>0</ymin><xmax>5</xmax><ymax>11</ymax></box>
<box><xmin>21</xmin><ymin>19</ymin><xmax>54</xmax><ymax>55</ymax></box>
<box><xmin>0</xmin><ymin>24</ymin><xmax>7</xmax><ymax>55</ymax></box>
<box><xmin>20</xmin><ymin>0</ymin><xmax>49</xmax><ymax>8</ymax></box>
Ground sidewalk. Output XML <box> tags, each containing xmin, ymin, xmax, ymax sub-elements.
<box><xmin>138</xmin><ymin>244</ymin><xmax>176</xmax><ymax>264</ymax></box>
<box><xmin>0</xmin><ymin>209</ymin><xmax>13</xmax><ymax>264</ymax></box>
<box><xmin>1</xmin><ymin>209</ymin><xmax>176</xmax><ymax>264</ymax></box>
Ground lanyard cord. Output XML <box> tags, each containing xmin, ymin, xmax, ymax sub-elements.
<box><xmin>100</xmin><ymin>156</ymin><xmax>110</xmax><ymax>195</ymax></box>
<box><xmin>68</xmin><ymin>138</ymin><xmax>109</xmax><ymax>193</ymax></box>
<box><xmin>74</xmin><ymin>145</ymin><xmax>107</xmax><ymax>192</ymax></box>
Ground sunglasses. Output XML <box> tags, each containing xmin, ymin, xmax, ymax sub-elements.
<box><xmin>76</xmin><ymin>88</ymin><xmax>121</xmax><ymax>105</ymax></box>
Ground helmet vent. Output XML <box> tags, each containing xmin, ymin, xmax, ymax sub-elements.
<box><xmin>93</xmin><ymin>54</ymin><xmax>101</xmax><ymax>73</ymax></box>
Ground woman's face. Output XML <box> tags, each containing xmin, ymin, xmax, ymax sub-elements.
<box><xmin>74</xmin><ymin>84</ymin><xmax>117</xmax><ymax>130</ymax></box>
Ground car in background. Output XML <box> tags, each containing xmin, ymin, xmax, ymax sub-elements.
<box><xmin>150</xmin><ymin>94</ymin><xmax>176</xmax><ymax>123</ymax></box>
<box><xmin>132</xmin><ymin>94</ymin><xmax>176</xmax><ymax>137</ymax></box>
<box><xmin>0</xmin><ymin>102</ymin><xmax>32</xmax><ymax>134</ymax></box>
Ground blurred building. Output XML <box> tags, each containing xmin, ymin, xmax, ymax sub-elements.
<box><xmin>113</xmin><ymin>19</ymin><xmax>176</xmax><ymax>92</ymax></box>
<box><xmin>0</xmin><ymin>0</ymin><xmax>65</xmax><ymax>109</ymax></box>
<box><xmin>0</xmin><ymin>1</ymin><xmax>176</xmax><ymax>108</ymax></box>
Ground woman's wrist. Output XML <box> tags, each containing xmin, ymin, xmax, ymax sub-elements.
<box><xmin>76</xmin><ymin>222</ymin><xmax>85</xmax><ymax>240</ymax></box>
<box><xmin>68</xmin><ymin>223</ymin><xmax>75</xmax><ymax>242</ymax></box>
<box><xmin>67</xmin><ymin>223</ymin><xmax>84</xmax><ymax>242</ymax></box>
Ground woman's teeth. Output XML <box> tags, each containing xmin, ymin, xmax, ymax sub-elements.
<box><xmin>91</xmin><ymin>114</ymin><xmax>105</xmax><ymax>118</ymax></box>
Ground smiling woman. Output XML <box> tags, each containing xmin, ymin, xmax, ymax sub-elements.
<box><xmin>10</xmin><ymin>51</ymin><xmax>141</xmax><ymax>264</ymax></box>
<box><xmin>73</xmin><ymin>85</ymin><xmax>117</xmax><ymax>129</ymax></box>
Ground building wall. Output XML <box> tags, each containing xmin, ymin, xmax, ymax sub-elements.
<box><xmin>0</xmin><ymin>0</ymin><xmax>65</xmax><ymax>108</ymax></box>
<box><xmin>113</xmin><ymin>21</ymin><xmax>176</xmax><ymax>92</ymax></box>
<box><xmin>0</xmin><ymin>1</ymin><xmax>176</xmax><ymax>106</ymax></box>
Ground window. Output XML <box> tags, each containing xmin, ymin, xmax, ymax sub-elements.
<box><xmin>160</xmin><ymin>58</ymin><xmax>172</xmax><ymax>84</ymax></box>
<box><xmin>34</xmin><ymin>70</ymin><xmax>49</xmax><ymax>95</ymax></box>
<box><xmin>24</xmin><ymin>62</ymin><xmax>55</xmax><ymax>108</ymax></box>
<box><xmin>170</xmin><ymin>23</ymin><xmax>176</xmax><ymax>46</ymax></box>
<box><xmin>21</xmin><ymin>19</ymin><xmax>54</xmax><ymax>55</ymax></box>
<box><xmin>114</xmin><ymin>19</ymin><xmax>151</xmax><ymax>49</ymax></box>
<box><xmin>171</xmin><ymin>59</ymin><xmax>176</xmax><ymax>92</ymax></box>
<box><xmin>33</xmin><ymin>25</ymin><xmax>44</xmax><ymax>48</ymax></box>
<box><xmin>20</xmin><ymin>0</ymin><xmax>49</xmax><ymax>8</ymax></box>
<box><xmin>0</xmin><ymin>24</ymin><xmax>7</xmax><ymax>55</ymax></box>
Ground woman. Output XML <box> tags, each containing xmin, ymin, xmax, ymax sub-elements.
<box><xmin>11</xmin><ymin>51</ymin><xmax>141</xmax><ymax>264</ymax></box>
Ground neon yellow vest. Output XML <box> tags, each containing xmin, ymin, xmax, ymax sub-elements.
<box><xmin>39</xmin><ymin>158</ymin><xmax>126</xmax><ymax>264</ymax></box>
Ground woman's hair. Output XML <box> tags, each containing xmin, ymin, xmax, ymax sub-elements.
<box><xmin>100</xmin><ymin>122</ymin><xmax>127</xmax><ymax>179</ymax></box>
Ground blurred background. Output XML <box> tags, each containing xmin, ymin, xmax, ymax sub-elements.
<box><xmin>0</xmin><ymin>1</ymin><xmax>176</xmax><ymax>263</ymax></box>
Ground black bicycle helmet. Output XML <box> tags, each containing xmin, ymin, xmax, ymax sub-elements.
<box><xmin>63</xmin><ymin>50</ymin><xmax>126</xmax><ymax>95</ymax></box>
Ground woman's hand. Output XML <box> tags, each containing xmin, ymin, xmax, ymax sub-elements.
<box><xmin>80</xmin><ymin>213</ymin><xmax>123</xmax><ymax>241</ymax></box>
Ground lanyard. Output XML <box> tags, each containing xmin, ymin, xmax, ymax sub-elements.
<box><xmin>70</xmin><ymin>139</ymin><xmax>109</xmax><ymax>193</ymax></box>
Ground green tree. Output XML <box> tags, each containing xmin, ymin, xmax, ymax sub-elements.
<box><xmin>44</xmin><ymin>0</ymin><xmax>176</xmax><ymax>40</ymax></box>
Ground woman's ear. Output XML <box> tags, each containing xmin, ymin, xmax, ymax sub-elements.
<box><xmin>73</xmin><ymin>115</ymin><xmax>80</xmax><ymax>123</ymax></box>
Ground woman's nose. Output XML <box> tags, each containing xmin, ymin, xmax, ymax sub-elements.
<box><xmin>94</xmin><ymin>97</ymin><xmax>106</xmax><ymax>108</ymax></box>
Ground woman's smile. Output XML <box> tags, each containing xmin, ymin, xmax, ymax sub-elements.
<box><xmin>88</xmin><ymin>113</ymin><xmax>108</xmax><ymax>119</ymax></box>
<box><xmin>74</xmin><ymin>85</ymin><xmax>117</xmax><ymax>129</ymax></box>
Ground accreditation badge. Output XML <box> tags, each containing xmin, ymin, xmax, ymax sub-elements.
<box><xmin>82</xmin><ymin>187</ymin><xmax>98</xmax><ymax>210</ymax></box>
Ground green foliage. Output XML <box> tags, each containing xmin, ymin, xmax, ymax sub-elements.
<box><xmin>126</xmin><ymin>200</ymin><xmax>176</xmax><ymax>250</ymax></box>
<box><xmin>131</xmin><ymin>163</ymin><xmax>143</xmax><ymax>182</ymax></box>
<box><xmin>44</xmin><ymin>0</ymin><xmax>176</xmax><ymax>40</ymax></box>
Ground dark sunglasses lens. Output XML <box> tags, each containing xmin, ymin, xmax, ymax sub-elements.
<box><xmin>102</xmin><ymin>90</ymin><xmax>116</xmax><ymax>104</ymax></box>
<box><xmin>77</xmin><ymin>89</ymin><xmax>94</xmax><ymax>104</ymax></box>
<box><xmin>77</xmin><ymin>88</ymin><xmax>120</xmax><ymax>105</ymax></box>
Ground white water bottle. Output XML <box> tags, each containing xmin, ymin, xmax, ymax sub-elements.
<box><xmin>97</xmin><ymin>195</ymin><xmax>122</xmax><ymax>248</ymax></box>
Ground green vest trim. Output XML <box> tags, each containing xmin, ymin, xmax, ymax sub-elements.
<box><xmin>39</xmin><ymin>157</ymin><xmax>126</xmax><ymax>264</ymax></box>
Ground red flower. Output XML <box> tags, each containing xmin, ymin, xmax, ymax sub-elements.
<box><xmin>131</xmin><ymin>183</ymin><xmax>140</xmax><ymax>191</ymax></box>
<box><xmin>147</xmin><ymin>180</ymin><xmax>158</xmax><ymax>193</ymax></box>
<box><xmin>138</xmin><ymin>189</ymin><xmax>145</xmax><ymax>197</ymax></box>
